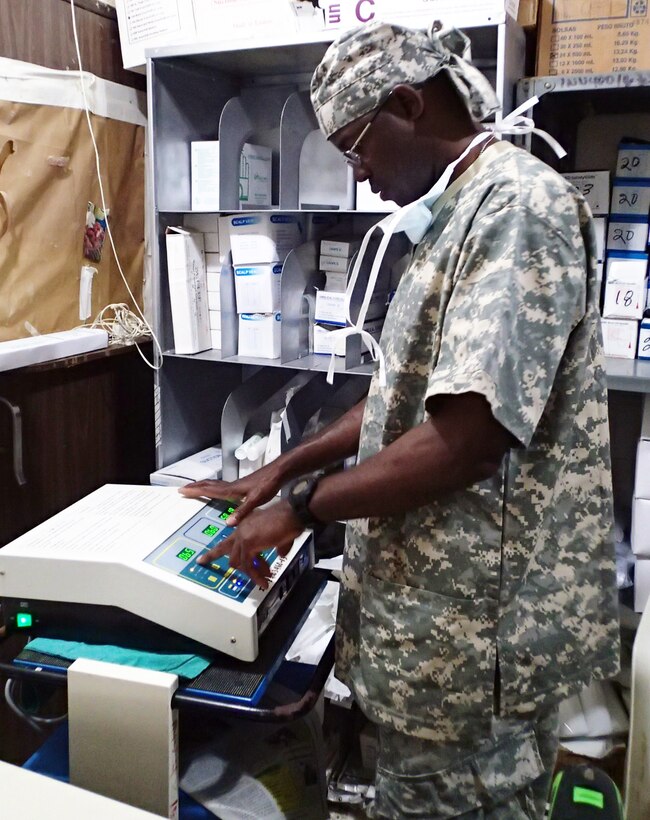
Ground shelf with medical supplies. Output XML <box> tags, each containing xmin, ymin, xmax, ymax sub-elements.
<box><xmin>147</xmin><ymin>19</ymin><xmax>525</xmax><ymax>472</ymax></box>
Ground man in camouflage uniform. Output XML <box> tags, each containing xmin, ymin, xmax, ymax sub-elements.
<box><xmin>182</xmin><ymin>20</ymin><xmax>620</xmax><ymax>819</ymax></box>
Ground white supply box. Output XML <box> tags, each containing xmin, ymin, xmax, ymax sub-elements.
<box><xmin>164</xmin><ymin>227</ymin><xmax>212</xmax><ymax>354</ymax></box>
<box><xmin>191</xmin><ymin>142</ymin><xmax>272</xmax><ymax>211</ymax></box>
<box><xmin>600</xmin><ymin>318</ymin><xmax>639</xmax><ymax>359</ymax></box>
<box><xmin>315</xmin><ymin>289</ymin><xmax>387</xmax><ymax>325</ymax></box>
<box><xmin>638</xmin><ymin>319</ymin><xmax>650</xmax><ymax>361</ymax></box>
<box><xmin>0</xmin><ymin>329</ymin><xmax>108</xmax><ymax>373</ymax></box>
<box><xmin>562</xmin><ymin>171</ymin><xmax>610</xmax><ymax>216</ymax></box>
<box><xmin>611</xmin><ymin>179</ymin><xmax>650</xmax><ymax>218</ymax></box>
<box><xmin>325</xmin><ymin>271</ymin><xmax>349</xmax><ymax>293</ymax></box>
<box><xmin>593</xmin><ymin>217</ymin><xmax>606</xmax><ymax>262</ymax></box>
<box><xmin>634</xmin><ymin>558</ymin><xmax>650</xmax><ymax>613</ymax></box>
<box><xmin>320</xmin><ymin>238</ymin><xmax>361</xmax><ymax>258</ymax></box>
<box><xmin>238</xmin><ymin>312</ymin><xmax>282</xmax><ymax>359</ymax></box>
<box><xmin>191</xmin><ymin>141</ymin><xmax>220</xmax><ymax>211</ymax></box>
<box><xmin>313</xmin><ymin>319</ymin><xmax>383</xmax><ymax>356</ymax></box>
<box><xmin>632</xmin><ymin>497</ymin><xmax>650</xmax><ymax>556</ymax></box>
<box><xmin>228</xmin><ymin>214</ymin><xmax>301</xmax><ymax>266</ymax></box>
<box><xmin>635</xmin><ymin>439</ymin><xmax>650</xmax><ymax>499</ymax></box>
<box><xmin>238</xmin><ymin>143</ymin><xmax>272</xmax><ymax>208</ymax></box>
<box><xmin>150</xmin><ymin>446</ymin><xmax>223</xmax><ymax>487</ymax></box>
<box><xmin>606</xmin><ymin>219</ymin><xmax>649</xmax><ymax>254</ymax></box>
<box><xmin>602</xmin><ymin>254</ymin><xmax>648</xmax><ymax>320</ymax></box>
<box><xmin>234</xmin><ymin>263</ymin><xmax>283</xmax><ymax>313</ymax></box>
<box><xmin>616</xmin><ymin>143</ymin><xmax>650</xmax><ymax>179</ymax></box>
<box><xmin>320</xmin><ymin>254</ymin><xmax>351</xmax><ymax>273</ymax></box>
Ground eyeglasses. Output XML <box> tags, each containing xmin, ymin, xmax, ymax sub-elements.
<box><xmin>342</xmin><ymin>92</ymin><xmax>392</xmax><ymax>167</ymax></box>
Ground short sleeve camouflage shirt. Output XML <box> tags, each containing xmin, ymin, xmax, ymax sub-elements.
<box><xmin>338</xmin><ymin>141</ymin><xmax>620</xmax><ymax>743</ymax></box>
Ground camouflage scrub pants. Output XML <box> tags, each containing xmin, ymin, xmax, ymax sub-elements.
<box><xmin>368</xmin><ymin>707</ymin><xmax>559</xmax><ymax>819</ymax></box>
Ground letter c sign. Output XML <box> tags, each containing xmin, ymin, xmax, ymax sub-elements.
<box><xmin>356</xmin><ymin>0</ymin><xmax>375</xmax><ymax>23</ymax></box>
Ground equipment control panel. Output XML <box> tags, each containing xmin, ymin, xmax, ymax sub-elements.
<box><xmin>144</xmin><ymin>501</ymin><xmax>277</xmax><ymax>603</ymax></box>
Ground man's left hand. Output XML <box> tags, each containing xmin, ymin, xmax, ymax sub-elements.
<box><xmin>197</xmin><ymin>500</ymin><xmax>305</xmax><ymax>589</ymax></box>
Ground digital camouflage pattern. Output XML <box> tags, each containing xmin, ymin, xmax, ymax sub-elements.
<box><xmin>310</xmin><ymin>21</ymin><xmax>500</xmax><ymax>139</ymax></box>
<box><xmin>371</xmin><ymin>707</ymin><xmax>559</xmax><ymax>819</ymax></box>
<box><xmin>338</xmin><ymin>140</ymin><xmax>621</xmax><ymax>743</ymax></box>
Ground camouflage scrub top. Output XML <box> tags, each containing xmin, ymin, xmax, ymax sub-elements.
<box><xmin>338</xmin><ymin>140</ymin><xmax>620</xmax><ymax>743</ymax></box>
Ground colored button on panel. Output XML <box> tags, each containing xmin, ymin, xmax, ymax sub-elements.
<box><xmin>16</xmin><ymin>613</ymin><xmax>33</xmax><ymax>628</ymax></box>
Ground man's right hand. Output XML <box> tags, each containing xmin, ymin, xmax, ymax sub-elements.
<box><xmin>179</xmin><ymin>461</ymin><xmax>285</xmax><ymax>526</ymax></box>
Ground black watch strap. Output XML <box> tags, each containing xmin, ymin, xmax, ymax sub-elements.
<box><xmin>286</xmin><ymin>475</ymin><xmax>322</xmax><ymax>529</ymax></box>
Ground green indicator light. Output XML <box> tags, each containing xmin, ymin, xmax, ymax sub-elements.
<box><xmin>16</xmin><ymin>613</ymin><xmax>33</xmax><ymax>628</ymax></box>
<box><xmin>219</xmin><ymin>506</ymin><xmax>236</xmax><ymax>521</ymax></box>
<box><xmin>176</xmin><ymin>547</ymin><xmax>196</xmax><ymax>562</ymax></box>
<box><xmin>573</xmin><ymin>786</ymin><xmax>604</xmax><ymax>810</ymax></box>
<box><xmin>202</xmin><ymin>524</ymin><xmax>219</xmax><ymax>537</ymax></box>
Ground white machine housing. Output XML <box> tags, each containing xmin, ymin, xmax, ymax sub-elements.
<box><xmin>0</xmin><ymin>485</ymin><xmax>312</xmax><ymax>661</ymax></box>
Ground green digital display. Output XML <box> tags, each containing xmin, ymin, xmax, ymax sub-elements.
<box><xmin>219</xmin><ymin>506</ymin><xmax>236</xmax><ymax>521</ymax></box>
<box><xmin>202</xmin><ymin>524</ymin><xmax>219</xmax><ymax>537</ymax></box>
<box><xmin>176</xmin><ymin>547</ymin><xmax>196</xmax><ymax>562</ymax></box>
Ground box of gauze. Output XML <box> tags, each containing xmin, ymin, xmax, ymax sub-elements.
<box><xmin>238</xmin><ymin>312</ymin><xmax>281</xmax><ymax>359</ymax></box>
<box><xmin>165</xmin><ymin>227</ymin><xmax>211</xmax><ymax>354</ymax></box>
<box><xmin>229</xmin><ymin>214</ymin><xmax>301</xmax><ymax>266</ymax></box>
<box><xmin>234</xmin><ymin>263</ymin><xmax>282</xmax><ymax>313</ymax></box>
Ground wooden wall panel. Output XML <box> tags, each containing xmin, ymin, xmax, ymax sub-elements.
<box><xmin>0</xmin><ymin>0</ymin><xmax>145</xmax><ymax>90</ymax></box>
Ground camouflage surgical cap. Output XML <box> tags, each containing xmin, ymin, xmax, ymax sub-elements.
<box><xmin>310</xmin><ymin>21</ymin><xmax>501</xmax><ymax>138</ymax></box>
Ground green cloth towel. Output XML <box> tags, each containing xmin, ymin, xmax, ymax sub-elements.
<box><xmin>26</xmin><ymin>637</ymin><xmax>211</xmax><ymax>680</ymax></box>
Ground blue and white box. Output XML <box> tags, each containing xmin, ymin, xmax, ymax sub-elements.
<box><xmin>228</xmin><ymin>214</ymin><xmax>301</xmax><ymax>266</ymax></box>
<box><xmin>638</xmin><ymin>319</ymin><xmax>650</xmax><ymax>361</ymax></box>
<box><xmin>234</xmin><ymin>263</ymin><xmax>283</xmax><ymax>313</ymax></box>
<box><xmin>606</xmin><ymin>218</ymin><xmax>649</xmax><ymax>254</ymax></box>
<box><xmin>616</xmin><ymin>143</ymin><xmax>650</xmax><ymax>180</ymax></box>
<box><xmin>602</xmin><ymin>253</ymin><xmax>648</xmax><ymax>320</ymax></box>
<box><xmin>611</xmin><ymin>179</ymin><xmax>650</xmax><ymax>219</ymax></box>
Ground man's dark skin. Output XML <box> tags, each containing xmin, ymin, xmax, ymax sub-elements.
<box><xmin>181</xmin><ymin>74</ymin><xmax>516</xmax><ymax>587</ymax></box>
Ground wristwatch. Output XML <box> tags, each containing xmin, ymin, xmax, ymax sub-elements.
<box><xmin>286</xmin><ymin>475</ymin><xmax>322</xmax><ymax>529</ymax></box>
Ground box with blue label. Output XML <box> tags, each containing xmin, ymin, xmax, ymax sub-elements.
<box><xmin>638</xmin><ymin>319</ymin><xmax>650</xmax><ymax>361</ymax></box>
<box><xmin>314</xmin><ymin>289</ymin><xmax>388</xmax><ymax>326</ymax></box>
<box><xmin>228</xmin><ymin>214</ymin><xmax>301</xmax><ymax>266</ymax></box>
<box><xmin>234</xmin><ymin>263</ymin><xmax>283</xmax><ymax>313</ymax></box>
<box><xmin>562</xmin><ymin>171</ymin><xmax>610</xmax><ymax>216</ymax></box>
<box><xmin>616</xmin><ymin>144</ymin><xmax>650</xmax><ymax>180</ymax></box>
<box><xmin>606</xmin><ymin>218</ymin><xmax>649</xmax><ymax>254</ymax></box>
<box><xmin>602</xmin><ymin>253</ymin><xmax>648</xmax><ymax>320</ymax></box>
<box><xmin>611</xmin><ymin>179</ymin><xmax>650</xmax><ymax>219</ymax></box>
<box><xmin>238</xmin><ymin>312</ymin><xmax>282</xmax><ymax>359</ymax></box>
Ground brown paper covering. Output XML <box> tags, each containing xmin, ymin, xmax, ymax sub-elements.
<box><xmin>0</xmin><ymin>100</ymin><xmax>145</xmax><ymax>341</ymax></box>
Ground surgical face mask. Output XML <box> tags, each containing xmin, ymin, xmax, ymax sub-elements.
<box><xmin>325</xmin><ymin>96</ymin><xmax>566</xmax><ymax>387</ymax></box>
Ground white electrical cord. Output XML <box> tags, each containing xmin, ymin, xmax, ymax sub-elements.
<box><xmin>84</xmin><ymin>302</ymin><xmax>152</xmax><ymax>346</ymax></box>
<box><xmin>4</xmin><ymin>678</ymin><xmax>67</xmax><ymax>731</ymax></box>
<box><xmin>69</xmin><ymin>0</ymin><xmax>163</xmax><ymax>371</ymax></box>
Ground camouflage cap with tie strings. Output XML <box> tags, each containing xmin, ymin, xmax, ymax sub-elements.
<box><xmin>310</xmin><ymin>20</ymin><xmax>501</xmax><ymax>139</ymax></box>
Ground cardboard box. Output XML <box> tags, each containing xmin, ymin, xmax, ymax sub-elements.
<box><xmin>638</xmin><ymin>318</ymin><xmax>650</xmax><ymax>360</ymax></box>
<box><xmin>313</xmin><ymin>319</ymin><xmax>383</xmax><ymax>356</ymax></box>
<box><xmin>150</xmin><ymin>446</ymin><xmax>223</xmax><ymax>487</ymax></box>
<box><xmin>320</xmin><ymin>254</ymin><xmax>351</xmax><ymax>273</ymax></box>
<box><xmin>602</xmin><ymin>254</ymin><xmax>648</xmax><ymax>320</ymax></box>
<box><xmin>164</xmin><ymin>227</ymin><xmax>211</xmax><ymax>354</ymax></box>
<box><xmin>600</xmin><ymin>318</ymin><xmax>639</xmax><ymax>359</ymax></box>
<box><xmin>314</xmin><ymin>289</ymin><xmax>387</xmax><ymax>325</ymax></box>
<box><xmin>606</xmin><ymin>218</ymin><xmax>649</xmax><ymax>254</ymax></box>
<box><xmin>228</xmin><ymin>214</ymin><xmax>301</xmax><ymax>266</ymax></box>
<box><xmin>562</xmin><ymin>172</ymin><xmax>610</xmax><ymax>216</ymax></box>
<box><xmin>634</xmin><ymin>557</ymin><xmax>650</xmax><ymax>613</ymax></box>
<box><xmin>320</xmin><ymin>238</ymin><xmax>361</xmax><ymax>258</ymax></box>
<box><xmin>635</xmin><ymin>439</ymin><xmax>650</xmax><ymax>498</ymax></box>
<box><xmin>632</xmin><ymin>497</ymin><xmax>650</xmax><ymax>556</ymax></box>
<box><xmin>536</xmin><ymin>0</ymin><xmax>650</xmax><ymax>76</ymax></box>
<box><xmin>611</xmin><ymin>179</ymin><xmax>650</xmax><ymax>218</ymax></box>
<box><xmin>616</xmin><ymin>144</ymin><xmax>650</xmax><ymax>180</ymax></box>
<box><xmin>234</xmin><ymin>263</ymin><xmax>283</xmax><ymax>313</ymax></box>
<box><xmin>238</xmin><ymin>312</ymin><xmax>282</xmax><ymax>359</ymax></box>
